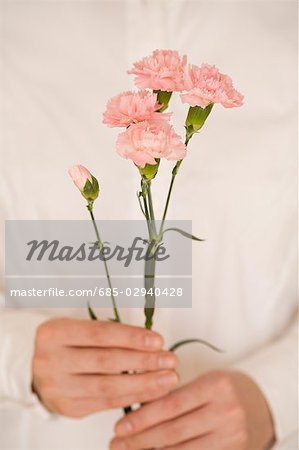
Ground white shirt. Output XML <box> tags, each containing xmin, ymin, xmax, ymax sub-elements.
<box><xmin>0</xmin><ymin>1</ymin><xmax>297</xmax><ymax>449</ymax></box>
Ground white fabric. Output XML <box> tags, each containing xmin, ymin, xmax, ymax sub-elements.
<box><xmin>0</xmin><ymin>1</ymin><xmax>297</xmax><ymax>449</ymax></box>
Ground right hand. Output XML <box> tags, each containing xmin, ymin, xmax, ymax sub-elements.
<box><xmin>32</xmin><ymin>318</ymin><xmax>178</xmax><ymax>418</ymax></box>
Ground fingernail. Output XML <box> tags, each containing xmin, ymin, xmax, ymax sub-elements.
<box><xmin>157</xmin><ymin>371</ymin><xmax>178</xmax><ymax>388</ymax></box>
<box><xmin>116</xmin><ymin>420</ymin><xmax>133</xmax><ymax>437</ymax></box>
<box><xmin>111</xmin><ymin>439</ymin><xmax>127</xmax><ymax>450</ymax></box>
<box><xmin>158</xmin><ymin>354</ymin><xmax>177</xmax><ymax>369</ymax></box>
<box><xmin>144</xmin><ymin>333</ymin><xmax>163</xmax><ymax>349</ymax></box>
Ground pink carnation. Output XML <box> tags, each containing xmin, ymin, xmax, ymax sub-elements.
<box><xmin>181</xmin><ymin>63</ymin><xmax>244</xmax><ymax>108</ymax></box>
<box><xmin>103</xmin><ymin>90</ymin><xmax>170</xmax><ymax>128</ymax></box>
<box><xmin>128</xmin><ymin>49</ymin><xmax>187</xmax><ymax>92</ymax></box>
<box><xmin>116</xmin><ymin>121</ymin><xmax>186</xmax><ymax>168</ymax></box>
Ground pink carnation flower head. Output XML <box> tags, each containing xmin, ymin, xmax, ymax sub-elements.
<box><xmin>116</xmin><ymin>121</ymin><xmax>186</xmax><ymax>168</ymax></box>
<box><xmin>103</xmin><ymin>90</ymin><xmax>170</xmax><ymax>128</ymax></box>
<box><xmin>181</xmin><ymin>63</ymin><xmax>244</xmax><ymax>108</ymax></box>
<box><xmin>128</xmin><ymin>49</ymin><xmax>187</xmax><ymax>92</ymax></box>
<box><xmin>68</xmin><ymin>165</ymin><xmax>92</xmax><ymax>192</ymax></box>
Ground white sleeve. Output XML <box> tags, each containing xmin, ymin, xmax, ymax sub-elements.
<box><xmin>232</xmin><ymin>312</ymin><xmax>298</xmax><ymax>446</ymax></box>
<box><xmin>0</xmin><ymin>308</ymin><xmax>50</xmax><ymax>417</ymax></box>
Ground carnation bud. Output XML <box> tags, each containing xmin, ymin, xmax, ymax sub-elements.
<box><xmin>137</xmin><ymin>160</ymin><xmax>160</xmax><ymax>181</ymax></box>
<box><xmin>68</xmin><ymin>165</ymin><xmax>99</xmax><ymax>202</ymax></box>
<box><xmin>185</xmin><ymin>103</ymin><xmax>213</xmax><ymax>139</ymax></box>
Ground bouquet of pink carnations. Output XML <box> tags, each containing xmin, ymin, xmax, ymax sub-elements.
<box><xmin>69</xmin><ymin>50</ymin><xmax>243</xmax><ymax>413</ymax></box>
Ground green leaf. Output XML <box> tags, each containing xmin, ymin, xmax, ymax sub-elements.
<box><xmin>87</xmin><ymin>303</ymin><xmax>98</xmax><ymax>320</ymax></box>
<box><xmin>169</xmin><ymin>338</ymin><xmax>223</xmax><ymax>353</ymax></box>
<box><xmin>163</xmin><ymin>227</ymin><xmax>205</xmax><ymax>241</ymax></box>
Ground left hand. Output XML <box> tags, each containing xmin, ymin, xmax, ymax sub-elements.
<box><xmin>110</xmin><ymin>370</ymin><xmax>275</xmax><ymax>450</ymax></box>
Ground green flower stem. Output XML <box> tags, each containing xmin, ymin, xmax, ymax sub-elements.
<box><xmin>87</xmin><ymin>203</ymin><xmax>121</xmax><ymax>323</ymax></box>
<box><xmin>159</xmin><ymin>132</ymin><xmax>194</xmax><ymax>236</ymax></box>
<box><xmin>147</xmin><ymin>182</ymin><xmax>155</xmax><ymax>221</ymax></box>
<box><xmin>143</xmin><ymin>131</ymin><xmax>193</xmax><ymax>329</ymax></box>
<box><xmin>140</xmin><ymin>179</ymin><xmax>158</xmax><ymax>330</ymax></box>
<box><xmin>144</xmin><ymin>206</ymin><xmax>157</xmax><ymax>331</ymax></box>
<box><xmin>87</xmin><ymin>204</ymin><xmax>132</xmax><ymax>415</ymax></box>
<box><xmin>144</xmin><ymin>254</ymin><xmax>156</xmax><ymax>330</ymax></box>
<box><xmin>147</xmin><ymin>182</ymin><xmax>157</xmax><ymax>236</ymax></box>
<box><xmin>141</xmin><ymin>179</ymin><xmax>156</xmax><ymax>240</ymax></box>
<box><xmin>159</xmin><ymin>159</ymin><xmax>182</xmax><ymax>236</ymax></box>
<box><xmin>142</xmin><ymin>191</ymin><xmax>153</xmax><ymax>239</ymax></box>
<box><xmin>140</xmin><ymin>103</ymin><xmax>213</xmax><ymax>330</ymax></box>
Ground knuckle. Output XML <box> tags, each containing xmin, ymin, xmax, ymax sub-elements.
<box><xmin>164</xmin><ymin>393</ymin><xmax>182</xmax><ymax>414</ymax></box>
<box><xmin>127</xmin><ymin>328</ymin><xmax>143</xmax><ymax>347</ymax></box>
<box><xmin>85</xmin><ymin>323</ymin><xmax>99</xmax><ymax>342</ymax></box>
<box><xmin>213</xmin><ymin>371</ymin><xmax>235</xmax><ymax>395</ymax></box>
<box><xmin>89</xmin><ymin>321</ymin><xmax>110</xmax><ymax>343</ymax></box>
<box><xmin>129</xmin><ymin>327</ymin><xmax>150</xmax><ymax>349</ymax></box>
<box><xmin>123</xmin><ymin>415</ymin><xmax>138</xmax><ymax>432</ymax></box>
<box><xmin>98</xmin><ymin>321</ymin><xmax>115</xmax><ymax>337</ymax></box>
<box><xmin>95</xmin><ymin>350</ymin><xmax>110</xmax><ymax>371</ymax></box>
<box><xmin>141</xmin><ymin>331</ymin><xmax>153</xmax><ymax>349</ymax></box>
<box><xmin>227</xmin><ymin>403</ymin><xmax>246</xmax><ymax>424</ymax></box>
<box><xmin>97</xmin><ymin>320</ymin><xmax>109</xmax><ymax>333</ymax></box>
<box><xmin>151</xmin><ymin>373</ymin><xmax>164</xmax><ymax>391</ymax></box>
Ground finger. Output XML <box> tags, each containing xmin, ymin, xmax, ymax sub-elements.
<box><xmin>111</xmin><ymin>406</ymin><xmax>218</xmax><ymax>450</ymax></box>
<box><xmin>115</xmin><ymin>378</ymin><xmax>211</xmax><ymax>437</ymax></box>
<box><xmin>42</xmin><ymin>318</ymin><xmax>164</xmax><ymax>351</ymax></box>
<box><xmin>163</xmin><ymin>433</ymin><xmax>219</xmax><ymax>450</ymax></box>
<box><xmin>164</xmin><ymin>428</ymin><xmax>246</xmax><ymax>450</ymax></box>
<box><xmin>65</xmin><ymin>370</ymin><xmax>179</xmax><ymax>399</ymax></box>
<box><xmin>68</xmin><ymin>388</ymin><xmax>171</xmax><ymax>417</ymax></box>
<box><xmin>106</xmin><ymin>388</ymin><xmax>170</xmax><ymax>410</ymax></box>
<box><xmin>64</xmin><ymin>347</ymin><xmax>178</xmax><ymax>374</ymax></box>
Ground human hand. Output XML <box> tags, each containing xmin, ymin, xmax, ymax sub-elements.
<box><xmin>32</xmin><ymin>318</ymin><xmax>178</xmax><ymax>418</ymax></box>
<box><xmin>111</xmin><ymin>370</ymin><xmax>275</xmax><ymax>450</ymax></box>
